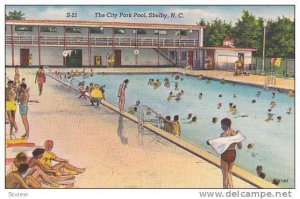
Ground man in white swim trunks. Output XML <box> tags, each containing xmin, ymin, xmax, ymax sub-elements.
<box><xmin>17</xmin><ymin>83</ymin><xmax>30</xmax><ymax>139</ymax></box>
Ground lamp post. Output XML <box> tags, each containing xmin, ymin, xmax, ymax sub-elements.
<box><xmin>261</xmin><ymin>19</ymin><xmax>268</xmax><ymax>75</ymax></box>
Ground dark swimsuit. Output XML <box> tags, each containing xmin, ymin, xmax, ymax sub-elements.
<box><xmin>221</xmin><ymin>149</ymin><xmax>236</xmax><ymax>163</ymax></box>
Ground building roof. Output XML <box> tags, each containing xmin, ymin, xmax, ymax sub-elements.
<box><xmin>202</xmin><ymin>46</ymin><xmax>257</xmax><ymax>52</ymax></box>
<box><xmin>6</xmin><ymin>19</ymin><xmax>205</xmax><ymax>30</ymax></box>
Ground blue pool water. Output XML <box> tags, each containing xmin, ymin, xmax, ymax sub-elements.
<box><xmin>67</xmin><ymin>73</ymin><xmax>294</xmax><ymax>188</ymax></box>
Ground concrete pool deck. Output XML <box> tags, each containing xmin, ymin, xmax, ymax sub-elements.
<box><xmin>5</xmin><ymin>68</ymin><xmax>286</xmax><ymax>188</ymax></box>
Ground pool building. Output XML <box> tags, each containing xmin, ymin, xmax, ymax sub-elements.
<box><xmin>5</xmin><ymin>19</ymin><xmax>256</xmax><ymax>70</ymax></box>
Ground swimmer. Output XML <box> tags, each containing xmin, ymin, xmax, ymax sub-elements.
<box><xmin>256</xmin><ymin>165</ymin><xmax>263</xmax><ymax>175</ymax></box>
<box><xmin>148</xmin><ymin>79</ymin><xmax>152</xmax><ymax>85</ymax></box>
<box><xmin>272</xmin><ymin>179</ymin><xmax>280</xmax><ymax>186</ymax></box>
<box><xmin>288</xmin><ymin>89</ymin><xmax>295</xmax><ymax>97</ymax></box>
<box><xmin>247</xmin><ymin>144</ymin><xmax>254</xmax><ymax>149</ymax></box>
<box><xmin>81</xmin><ymin>68</ymin><xmax>86</xmax><ymax>76</ymax></box>
<box><xmin>181</xmin><ymin>78</ymin><xmax>184</xmax><ymax>81</ymax></box>
<box><xmin>286</xmin><ymin>107</ymin><xmax>292</xmax><ymax>114</ymax></box>
<box><xmin>229</xmin><ymin>103</ymin><xmax>233</xmax><ymax>108</ymax></box>
<box><xmin>276</xmin><ymin>116</ymin><xmax>282</xmax><ymax>123</ymax></box>
<box><xmin>188</xmin><ymin>116</ymin><xmax>197</xmax><ymax>123</ymax></box>
<box><xmin>231</xmin><ymin>105</ymin><xmax>237</xmax><ymax>115</ymax></box>
<box><xmin>180</xmin><ymin>90</ymin><xmax>184</xmax><ymax>95</ymax></box>
<box><xmin>256</xmin><ymin>91</ymin><xmax>261</xmax><ymax>97</ymax></box>
<box><xmin>167</xmin><ymin>92</ymin><xmax>175</xmax><ymax>101</ymax></box>
<box><xmin>175</xmin><ymin>82</ymin><xmax>179</xmax><ymax>90</ymax></box>
<box><xmin>220</xmin><ymin>78</ymin><xmax>226</xmax><ymax>84</ymax></box>
<box><xmin>272</xmin><ymin>92</ymin><xmax>276</xmax><ymax>98</ymax></box>
<box><xmin>187</xmin><ymin>113</ymin><xmax>193</xmax><ymax>120</ymax></box>
<box><xmin>259</xmin><ymin>172</ymin><xmax>266</xmax><ymax>179</ymax></box>
<box><xmin>217</xmin><ymin>103</ymin><xmax>222</xmax><ymax>109</ymax></box>
<box><xmin>90</xmin><ymin>68</ymin><xmax>94</xmax><ymax>76</ymax></box>
<box><xmin>219</xmin><ymin>94</ymin><xmax>222</xmax><ymax>98</ymax></box>
<box><xmin>252</xmin><ymin>99</ymin><xmax>256</xmax><ymax>103</ymax></box>
<box><xmin>268</xmin><ymin>109</ymin><xmax>272</xmax><ymax>112</ymax></box>
<box><xmin>233</xmin><ymin>94</ymin><xmax>236</xmax><ymax>98</ymax></box>
<box><xmin>206</xmin><ymin>79</ymin><xmax>211</xmax><ymax>84</ymax></box>
<box><xmin>146</xmin><ymin>108</ymin><xmax>152</xmax><ymax>115</ymax></box>
<box><xmin>212</xmin><ymin>117</ymin><xmax>218</xmax><ymax>124</ymax></box>
<box><xmin>199</xmin><ymin>93</ymin><xmax>202</xmax><ymax>99</ymax></box>
<box><xmin>265</xmin><ymin>113</ymin><xmax>274</xmax><ymax>122</ymax></box>
<box><xmin>270</xmin><ymin>101</ymin><xmax>277</xmax><ymax>108</ymax></box>
<box><xmin>175</xmin><ymin>74</ymin><xmax>180</xmax><ymax>80</ymax></box>
<box><xmin>198</xmin><ymin>74</ymin><xmax>203</xmax><ymax>80</ymax></box>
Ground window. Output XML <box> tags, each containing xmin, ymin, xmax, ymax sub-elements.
<box><xmin>90</xmin><ymin>27</ymin><xmax>104</xmax><ymax>34</ymax></box>
<box><xmin>154</xmin><ymin>30</ymin><xmax>167</xmax><ymax>35</ymax></box>
<box><xmin>40</xmin><ymin>26</ymin><xmax>57</xmax><ymax>32</ymax></box>
<box><xmin>114</xmin><ymin>28</ymin><xmax>126</xmax><ymax>34</ymax></box>
<box><xmin>66</xmin><ymin>27</ymin><xmax>81</xmax><ymax>33</ymax></box>
<box><xmin>133</xmin><ymin>29</ymin><xmax>147</xmax><ymax>34</ymax></box>
<box><xmin>15</xmin><ymin>26</ymin><xmax>33</xmax><ymax>31</ymax></box>
<box><xmin>181</xmin><ymin>52</ymin><xmax>187</xmax><ymax>60</ymax></box>
<box><xmin>175</xmin><ymin>30</ymin><xmax>187</xmax><ymax>36</ymax></box>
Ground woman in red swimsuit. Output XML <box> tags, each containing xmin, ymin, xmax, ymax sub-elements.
<box><xmin>35</xmin><ymin>66</ymin><xmax>46</xmax><ymax>96</ymax></box>
<box><xmin>220</xmin><ymin>118</ymin><xmax>242</xmax><ymax>188</ymax></box>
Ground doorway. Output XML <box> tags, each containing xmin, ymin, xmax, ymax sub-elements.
<box><xmin>114</xmin><ymin>50</ymin><xmax>121</xmax><ymax>67</ymax></box>
<box><xmin>187</xmin><ymin>51</ymin><xmax>194</xmax><ymax>66</ymax></box>
<box><xmin>66</xmin><ymin>49</ymin><xmax>82</xmax><ymax>67</ymax></box>
<box><xmin>20</xmin><ymin>49</ymin><xmax>30</xmax><ymax>66</ymax></box>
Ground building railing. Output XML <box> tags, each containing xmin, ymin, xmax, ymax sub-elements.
<box><xmin>6</xmin><ymin>35</ymin><xmax>199</xmax><ymax>47</ymax></box>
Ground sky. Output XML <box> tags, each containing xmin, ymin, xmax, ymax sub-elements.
<box><xmin>6</xmin><ymin>5</ymin><xmax>294</xmax><ymax>24</ymax></box>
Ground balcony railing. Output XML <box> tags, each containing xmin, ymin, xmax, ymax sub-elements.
<box><xmin>6</xmin><ymin>35</ymin><xmax>199</xmax><ymax>47</ymax></box>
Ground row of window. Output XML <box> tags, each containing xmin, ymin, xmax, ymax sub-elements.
<box><xmin>13</xmin><ymin>26</ymin><xmax>189</xmax><ymax>36</ymax></box>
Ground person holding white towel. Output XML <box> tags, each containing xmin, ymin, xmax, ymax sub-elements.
<box><xmin>220</xmin><ymin>118</ymin><xmax>242</xmax><ymax>188</ymax></box>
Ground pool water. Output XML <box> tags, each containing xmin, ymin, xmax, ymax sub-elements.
<box><xmin>67</xmin><ymin>73</ymin><xmax>294</xmax><ymax>188</ymax></box>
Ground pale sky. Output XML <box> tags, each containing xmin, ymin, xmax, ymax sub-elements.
<box><xmin>6</xmin><ymin>5</ymin><xmax>294</xmax><ymax>25</ymax></box>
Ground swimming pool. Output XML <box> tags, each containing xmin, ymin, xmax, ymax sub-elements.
<box><xmin>65</xmin><ymin>73</ymin><xmax>294</xmax><ymax>188</ymax></box>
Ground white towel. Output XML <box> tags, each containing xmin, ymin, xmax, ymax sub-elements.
<box><xmin>207</xmin><ymin>132</ymin><xmax>245</xmax><ymax>155</ymax></box>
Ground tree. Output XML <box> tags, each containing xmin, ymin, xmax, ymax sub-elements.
<box><xmin>266</xmin><ymin>17</ymin><xmax>295</xmax><ymax>58</ymax></box>
<box><xmin>232</xmin><ymin>10</ymin><xmax>262</xmax><ymax>53</ymax></box>
<box><xmin>199</xmin><ymin>18</ymin><xmax>233</xmax><ymax>47</ymax></box>
<box><xmin>5</xmin><ymin>10</ymin><xmax>25</xmax><ymax>20</ymax></box>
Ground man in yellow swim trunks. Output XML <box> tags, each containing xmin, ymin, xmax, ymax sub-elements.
<box><xmin>6</xmin><ymin>80</ymin><xmax>18</xmax><ymax>137</ymax></box>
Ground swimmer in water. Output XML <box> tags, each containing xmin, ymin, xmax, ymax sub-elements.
<box><xmin>167</xmin><ymin>92</ymin><xmax>175</xmax><ymax>102</ymax></box>
<box><xmin>272</xmin><ymin>92</ymin><xmax>276</xmax><ymax>98</ymax></box>
<box><xmin>288</xmin><ymin>89</ymin><xmax>295</xmax><ymax>97</ymax></box>
<box><xmin>212</xmin><ymin>117</ymin><xmax>218</xmax><ymax>124</ymax></box>
<box><xmin>187</xmin><ymin>113</ymin><xmax>192</xmax><ymax>120</ymax></box>
<box><xmin>268</xmin><ymin>109</ymin><xmax>272</xmax><ymax>112</ymax></box>
<box><xmin>256</xmin><ymin>91</ymin><xmax>261</xmax><ymax>97</ymax></box>
<box><xmin>188</xmin><ymin>116</ymin><xmax>197</xmax><ymax>123</ymax></box>
<box><xmin>286</xmin><ymin>107</ymin><xmax>292</xmax><ymax>114</ymax></box>
<box><xmin>219</xmin><ymin>94</ymin><xmax>222</xmax><ymax>98</ymax></box>
<box><xmin>276</xmin><ymin>116</ymin><xmax>282</xmax><ymax>123</ymax></box>
<box><xmin>256</xmin><ymin>165</ymin><xmax>263</xmax><ymax>176</ymax></box>
<box><xmin>270</xmin><ymin>101</ymin><xmax>277</xmax><ymax>108</ymax></box>
<box><xmin>199</xmin><ymin>93</ymin><xmax>203</xmax><ymax>99</ymax></box>
<box><xmin>231</xmin><ymin>105</ymin><xmax>237</xmax><ymax>115</ymax></box>
<box><xmin>265</xmin><ymin>113</ymin><xmax>274</xmax><ymax>122</ymax></box>
<box><xmin>206</xmin><ymin>79</ymin><xmax>211</xmax><ymax>84</ymax></box>
<box><xmin>175</xmin><ymin>82</ymin><xmax>179</xmax><ymax>90</ymax></box>
<box><xmin>233</xmin><ymin>94</ymin><xmax>236</xmax><ymax>98</ymax></box>
<box><xmin>252</xmin><ymin>99</ymin><xmax>256</xmax><ymax>103</ymax></box>
<box><xmin>259</xmin><ymin>172</ymin><xmax>266</xmax><ymax>179</ymax></box>
<box><xmin>217</xmin><ymin>103</ymin><xmax>222</xmax><ymax>109</ymax></box>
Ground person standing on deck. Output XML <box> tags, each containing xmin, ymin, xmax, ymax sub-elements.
<box><xmin>219</xmin><ymin>118</ymin><xmax>242</xmax><ymax>188</ymax></box>
<box><xmin>6</xmin><ymin>80</ymin><xmax>18</xmax><ymax>138</ymax></box>
<box><xmin>118</xmin><ymin>79</ymin><xmax>129</xmax><ymax>112</ymax></box>
<box><xmin>17</xmin><ymin>83</ymin><xmax>30</xmax><ymax>139</ymax></box>
<box><xmin>35</xmin><ymin>66</ymin><xmax>46</xmax><ymax>96</ymax></box>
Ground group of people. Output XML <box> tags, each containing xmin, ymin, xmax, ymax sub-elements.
<box><xmin>78</xmin><ymin>82</ymin><xmax>106</xmax><ymax>106</ymax></box>
<box><xmin>6</xmin><ymin>140</ymin><xmax>85</xmax><ymax>188</ymax></box>
<box><xmin>64</xmin><ymin>68</ymin><xmax>94</xmax><ymax>79</ymax></box>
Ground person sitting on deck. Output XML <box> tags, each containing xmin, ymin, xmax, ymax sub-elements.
<box><xmin>40</xmin><ymin>140</ymin><xmax>86</xmax><ymax>175</ymax></box>
<box><xmin>14</xmin><ymin>152</ymin><xmax>62</xmax><ymax>188</ymax></box>
<box><xmin>6</xmin><ymin>163</ymin><xmax>38</xmax><ymax>188</ymax></box>
<box><xmin>234</xmin><ymin>57</ymin><xmax>244</xmax><ymax>76</ymax></box>
<box><xmin>163</xmin><ymin>116</ymin><xmax>174</xmax><ymax>134</ymax></box>
<box><xmin>90</xmin><ymin>85</ymin><xmax>104</xmax><ymax>106</ymax></box>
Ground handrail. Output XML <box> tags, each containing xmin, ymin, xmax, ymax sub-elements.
<box><xmin>137</xmin><ymin>105</ymin><xmax>162</xmax><ymax>131</ymax></box>
<box><xmin>70</xmin><ymin>77</ymin><xmax>84</xmax><ymax>89</ymax></box>
<box><xmin>43</xmin><ymin>66</ymin><xmax>52</xmax><ymax>73</ymax></box>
